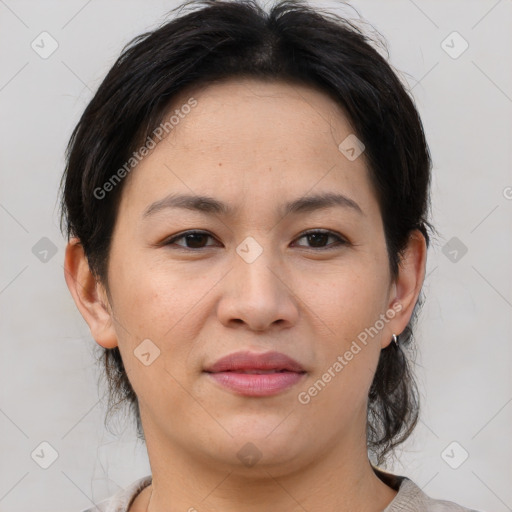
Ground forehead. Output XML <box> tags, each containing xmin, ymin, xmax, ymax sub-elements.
<box><xmin>118</xmin><ymin>77</ymin><xmax>378</xmax><ymax>222</ymax></box>
<box><xmin>166</xmin><ymin>77</ymin><xmax>354</xmax><ymax>149</ymax></box>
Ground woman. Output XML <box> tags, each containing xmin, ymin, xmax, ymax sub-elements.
<box><xmin>60</xmin><ymin>0</ymin><xmax>482</xmax><ymax>510</ymax></box>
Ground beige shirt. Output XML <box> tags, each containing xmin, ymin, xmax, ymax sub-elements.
<box><xmin>80</xmin><ymin>467</ymin><xmax>483</xmax><ymax>512</ymax></box>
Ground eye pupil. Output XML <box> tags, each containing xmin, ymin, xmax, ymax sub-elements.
<box><xmin>186</xmin><ymin>233</ymin><xmax>208</xmax><ymax>248</ymax></box>
<box><xmin>308</xmin><ymin>233</ymin><xmax>328</xmax><ymax>247</ymax></box>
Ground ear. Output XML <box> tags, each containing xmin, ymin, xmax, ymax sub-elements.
<box><xmin>382</xmin><ymin>229</ymin><xmax>427</xmax><ymax>349</ymax></box>
<box><xmin>63</xmin><ymin>237</ymin><xmax>118</xmax><ymax>349</ymax></box>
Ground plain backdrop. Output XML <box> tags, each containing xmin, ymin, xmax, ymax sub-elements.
<box><xmin>0</xmin><ymin>0</ymin><xmax>511</xmax><ymax>511</ymax></box>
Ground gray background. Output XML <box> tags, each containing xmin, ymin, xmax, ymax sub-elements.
<box><xmin>0</xmin><ymin>0</ymin><xmax>511</xmax><ymax>510</ymax></box>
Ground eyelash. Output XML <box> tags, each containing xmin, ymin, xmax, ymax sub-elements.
<box><xmin>162</xmin><ymin>229</ymin><xmax>348</xmax><ymax>251</ymax></box>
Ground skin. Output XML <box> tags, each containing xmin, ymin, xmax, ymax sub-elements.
<box><xmin>65</xmin><ymin>78</ymin><xmax>426</xmax><ymax>512</ymax></box>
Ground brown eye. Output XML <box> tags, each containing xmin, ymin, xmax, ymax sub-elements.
<box><xmin>162</xmin><ymin>229</ymin><xmax>348</xmax><ymax>251</ymax></box>
<box><xmin>164</xmin><ymin>231</ymin><xmax>218</xmax><ymax>249</ymax></box>
<box><xmin>293</xmin><ymin>230</ymin><xmax>347</xmax><ymax>250</ymax></box>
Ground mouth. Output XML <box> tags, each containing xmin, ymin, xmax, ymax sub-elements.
<box><xmin>204</xmin><ymin>370</ymin><xmax>306</xmax><ymax>397</ymax></box>
<box><xmin>204</xmin><ymin>350</ymin><xmax>305</xmax><ymax>373</ymax></box>
<box><xmin>203</xmin><ymin>351</ymin><xmax>307</xmax><ymax>397</ymax></box>
<box><xmin>210</xmin><ymin>369</ymin><xmax>301</xmax><ymax>374</ymax></box>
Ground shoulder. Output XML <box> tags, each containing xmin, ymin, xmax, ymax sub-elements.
<box><xmin>377</xmin><ymin>470</ymin><xmax>483</xmax><ymax>512</ymax></box>
<box><xmin>78</xmin><ymin>475</ymin><xmax>152</xmax><ymax>512</ymax></box>
<box><xmin>391</xmin><ymin>477</ymin><xmax>484</xmax><ymax>511</ymax></box>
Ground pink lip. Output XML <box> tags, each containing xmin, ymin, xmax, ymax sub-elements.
<box><xmin>204</xmin><ymin>350</ymin><xmax>306</xmax><ymax>397</ymax></box>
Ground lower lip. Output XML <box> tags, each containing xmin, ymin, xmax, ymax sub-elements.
<box><xmin>205</xmin><ymin>371</ymin><xmax>306</xmax><ymax>397</ymax></box>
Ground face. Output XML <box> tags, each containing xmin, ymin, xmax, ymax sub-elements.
<box><xmin>71</xmin><ymin>78</ymin><xmax>422</xmax><ymax>475</ymax></box>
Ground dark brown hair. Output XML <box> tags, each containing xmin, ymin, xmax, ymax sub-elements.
<box><xmin>59</xmin><ymin>0</ymin><xmax>435</xmax><ymax>467</ymax></box>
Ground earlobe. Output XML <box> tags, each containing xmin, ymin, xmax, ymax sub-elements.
<box><xmin>63</xmin><ymin>237</ymin><xmax>118</xmax><ymax>349</ymax></box>
<box><xmin>383</xmin><ymin>229</ymin><xmax>427</xmax><ymax>347</ymax></box>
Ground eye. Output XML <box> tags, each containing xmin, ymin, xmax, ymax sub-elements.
<box><xmin>293</xmin><ymin>229</ymin><xmax>348</xmax><ymax>250</ymax></box>
<box><xmin>162</xmin><ymin>229</ymin><xmax>348</xmax><ymax>251</ymax></box>
<box><xmin>163</xmin><ymin>230</ymin><xmax>218</xmax><ymax>249</ymax></box>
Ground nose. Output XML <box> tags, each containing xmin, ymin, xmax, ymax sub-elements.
<box><xmin>216</xmin><ymin>247</ymin><xmax>300</xmax><ymax>332</ymax></box>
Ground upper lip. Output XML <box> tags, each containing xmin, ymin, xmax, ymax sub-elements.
<box><xmin>204</xmin><ymin>350</ymin><xmax>306</xmax><ymax>373</ymax></box>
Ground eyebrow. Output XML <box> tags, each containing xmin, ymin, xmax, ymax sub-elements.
<box><xmin>142</xmin><ymin>191</ymin><xmax>364</xmax><ymax>219</ymax></box>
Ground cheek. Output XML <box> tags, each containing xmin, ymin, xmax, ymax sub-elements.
<box><xmin>299</xmin><ymin>267</ymin><xmax>386</xmax><ymax>338</ymax></box>
<box><xmin>109</xmin><ymin>259</ymin><xmax>207</xmax><ymax>409</ymax></box>
<box><xmin>296</xmin><ymin>268</ymin><xmax>385</xmax><ymax>394</ymax></box>
<box><xmin>109</xmin><ymin>253</ymin><xmax>206</xmax><ymax>338</ymax></box>
<box><xmin>108</xmin><ymin>256</ymin><xmax>221</xmax><ymax>391</ymax></box>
